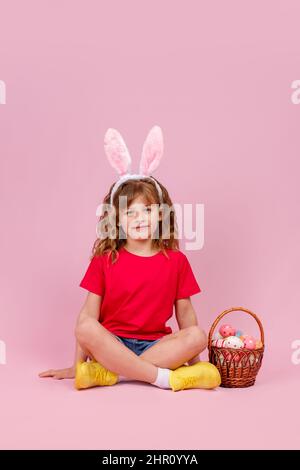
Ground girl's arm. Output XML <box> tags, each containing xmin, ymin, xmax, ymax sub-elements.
<box><xmin>73</xmin><ymin>292</ymin><xmax>103</xmax><ymax>364</ymax></box>
<box><xmin>38</xmin><ymin>292</ymin><xmax>102</xmax><ymax>379</ymax></box>
<box><xmin>73</xmin><ymin>339</ymin><xmax>88</xmax><ymax>364</ymax></box>
<box><xmin>174</xmin><ymin>297</ymin><xmax>207</xmax><ymax>365</ymax></box>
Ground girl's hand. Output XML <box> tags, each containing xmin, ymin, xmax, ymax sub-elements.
<box><xmin>38</xmin><ymin>366</ymin><xmax>75</xmax><ymax>380</ymax></box>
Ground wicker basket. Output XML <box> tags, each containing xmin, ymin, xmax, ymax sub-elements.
<box><xmin>208</xmin><ymin>307</ymin><xmax>265</xmax><ymax>388</ymax></box>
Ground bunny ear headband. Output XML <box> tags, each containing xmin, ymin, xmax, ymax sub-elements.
<box><xmin>104</xmin><ymin>125</ymin><xmax>164</xmax><ymax>207</ymax></box>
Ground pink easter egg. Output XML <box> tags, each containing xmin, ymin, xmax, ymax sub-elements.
<box><xmin>243</xmin><ymin>336</ymin><xmax>256</xmax><ymax>350</ymax></box>
<box><xmin>241</xmin><ymin>334</ymin><xmax>250</xmax><ymax>343</ymax></box>
<box><xmin>219</xmin><ymin>324</ymin><xmax>236</xmax><ymax>338</ymax></box>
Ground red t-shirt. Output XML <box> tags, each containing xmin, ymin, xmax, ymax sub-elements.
<box><xmin>79</xmin><ymin>246</ymin><xmax>201</xmax><ymax>340</ymax></box>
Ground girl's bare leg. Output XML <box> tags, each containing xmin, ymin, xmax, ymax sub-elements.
<box><xmin>75</xmin><ymin>318</ymin><xmax>206</xmax><ymax>384</ymax></box>
<box><xmin>139</xmin><ymin>326</ymin><xmax>208</xmax><ymax>370</ymax></box>
<box><xmin>75</xmin><ymin>317</ymin><xmax>158</xmax><ymax>383</ymax></box>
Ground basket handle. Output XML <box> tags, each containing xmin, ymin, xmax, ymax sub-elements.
<box><xmin>208</xmin><ymin>306</ymin><xmax>265</xmax><ymax>347</ymax></box>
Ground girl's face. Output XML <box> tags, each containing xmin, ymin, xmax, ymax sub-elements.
<box><xmin>119</xmin><ymin>195</ymin><xmax>160</xmax><ymax>240</ymax></box>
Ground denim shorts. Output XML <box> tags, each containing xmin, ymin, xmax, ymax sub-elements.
<box><xmin>113</xmin><ymin>334</ymin><xmax>160</xmax><ymax>356</ymax></box>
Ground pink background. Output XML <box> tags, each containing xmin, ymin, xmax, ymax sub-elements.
<box><xmin>1</xmin><ymin>0</ymin><xmax>300</xmax><ymax>449</ymax></box>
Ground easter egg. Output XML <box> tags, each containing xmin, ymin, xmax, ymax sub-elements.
<box><xmin>219</xmin><ymin>324</ymin><xmax>236</xmax><ymax>338</ymax></box>
<box><xmin>223</xmin><ymin>336</ymin><xmax>244</xmax><ymax>349</ymax></box>
<box><xmin>255</xmin><ymin>340</ymin><xmax>263</xmax><ymax>349</ymax></box>
<box><xmin>235</xmin><ymin>330</ymin><xmax>243</xmax><ymax>338</ymax></box>
<box><xmin>241</xmin><ymin>334</ymin><xmax>250</xmax><ymax>344</ymax></box>
<box><xmin>243</xmin><ymin>336</ymin><xmax>256</xmax><ymax>350</ymax></box>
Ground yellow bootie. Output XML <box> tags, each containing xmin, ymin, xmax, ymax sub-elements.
<box><xmin>74</xmin><ymin>359</ymin><xmax>118</xmax><ymax>390</ymax></box>
<box><xmin>169</xmin><ymin>361</ymin><xmax>221</xmax><ymax>391</ymax></box>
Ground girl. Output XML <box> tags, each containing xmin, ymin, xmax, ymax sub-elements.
<box><xmin>39</xmin><ymin>126</ymin><xmax>221</xmax><ymax>391</ymax></box>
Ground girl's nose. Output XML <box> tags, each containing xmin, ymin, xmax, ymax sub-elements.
<box><xmin>135</xmin><ymin>218</ymin><xmax>146</xmax><ymax>225</ymax></box>
<box><xmin>135</xmin><ymin>211</ymin><xmax>147</xmax><ymax>220</ymax></box>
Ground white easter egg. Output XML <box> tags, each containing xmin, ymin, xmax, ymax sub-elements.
<box><xmin>223</xmin><ymin>336</ymin><xmax>244</xmax><ymax>349</ymax></box>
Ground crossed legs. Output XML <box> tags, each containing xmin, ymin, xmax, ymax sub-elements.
<box><xmin>75</xmin><ymin>316</ymin><xmax>208</xmax><ymax>384</ymax></box>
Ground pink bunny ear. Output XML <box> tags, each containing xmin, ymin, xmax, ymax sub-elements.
<box><xmin>104</xmin><ymin>128</ymin><xmax>132</xmax><ymax>176</ymax></box>
<box><xmin>139</xmin><ymin>125</ymin><xmax>164</xmax><ymax>176</ymax></box>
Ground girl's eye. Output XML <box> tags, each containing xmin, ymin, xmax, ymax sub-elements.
<box><xmin>126</xmin><ymin>207</ymin><xmax>151</xmax><ymax>215</ymax></box>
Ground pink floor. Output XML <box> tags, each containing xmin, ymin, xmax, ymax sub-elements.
<box><xmin>1</xmin><ymin>354</ymin><xmax>299</xmax><ymax>450</ymax></box>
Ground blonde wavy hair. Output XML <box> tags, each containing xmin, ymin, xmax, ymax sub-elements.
<box><xmin>90</xmin><ymin>177</ymin><xmax>179</xmax><ymax>264</ymax></box>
